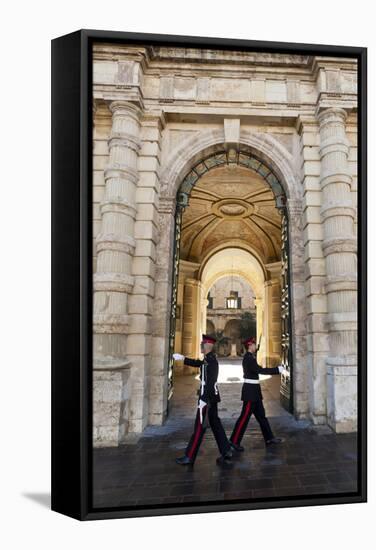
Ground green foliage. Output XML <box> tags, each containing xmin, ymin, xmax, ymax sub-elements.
<box><xmin>212</xmin><ymin>329</ymin><xmax>230</xmax><ymax>344</ymax></box>
<box><xmin>239</xmin><ymin>311</ymin><xmax>256</xmax><ymax>340</ymax></box>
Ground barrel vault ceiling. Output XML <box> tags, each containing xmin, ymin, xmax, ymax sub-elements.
<box><xmin>179</xmin><ymin>165</ymin><xmax>282</xmax><ymax>265</ymax></box>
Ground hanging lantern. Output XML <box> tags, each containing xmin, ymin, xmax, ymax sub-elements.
<box><xmin>226</xmin><ymin>257</ymin><xmax>238</xmax><ymax>308</ymax></box>
<box><xmin>226</xmin><ymin>291</ymin><xmax>238</xmax><ymax>309</ymax></box>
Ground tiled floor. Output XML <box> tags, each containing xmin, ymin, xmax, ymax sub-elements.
<box><xmin>93</xmin><ymin>358</ymin><xmax>357</xmax><ymax>508</ymax></box>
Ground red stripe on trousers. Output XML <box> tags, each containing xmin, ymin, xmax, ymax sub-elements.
<box><xmin>232</xmin><ymin>401</ymin><xmax>251</xmax><ymax>444</ymax></box>
<box><xmin>186</xmin><ymin>407</ymin><xmax>206</xmax><ymax>459</ymax></box>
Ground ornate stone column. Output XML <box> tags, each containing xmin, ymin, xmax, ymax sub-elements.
<box><xmin>93</xmin><ymin>100</ymin><xmax>142</xmax><ymax>446</ymax></box>
<box><xmin>317</xmin><ymin>107</ymin><xmax>357</xmax><ymax>432</ymax></box>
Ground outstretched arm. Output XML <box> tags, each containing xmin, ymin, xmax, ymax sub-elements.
<box><xmin>257</xmin><ymin>365</ymin><xmax>280</xmax><ymax>375</ymax></box>
<box><xmin>172</xmin><ymin>353</ymin><xmax>203</xmax><ymax>367</ymax></box>
<box><xmin>183</xmin><ymin>357</ymin><xmax>204</xmax><ymax>367</ymax></box>
<box><xmin>245</xmin><ymin>354</ymin><xmax>281</xmax><ymax>375</ymax></box>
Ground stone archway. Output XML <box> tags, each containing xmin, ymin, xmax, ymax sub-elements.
<box><xmin>150</xmin><ymin>129</ymin><xmax>308</xmax><ymax>426</ymax></box>
<box><xmin>199</xmin><ymin>248</ymin><xmax>266</xmax><ymax>364</ymax></box>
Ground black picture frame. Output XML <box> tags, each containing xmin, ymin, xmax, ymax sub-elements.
<box><xmin>51</xmin><ymin>29</ymin><xmax>367</xmax><ymax>521</ymax></box>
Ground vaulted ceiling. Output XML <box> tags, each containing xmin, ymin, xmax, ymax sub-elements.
<box><xmin>179</xmin><ymin>165</ymin><xmax>282</xmax><ymax>264</ymax></box>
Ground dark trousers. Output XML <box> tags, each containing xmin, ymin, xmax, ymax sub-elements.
<box><xmin>185</xmin><ymin>401</ymin><xmax>230</xmax><ymax>462</ymax></box>
<box><xmin>230</xmin><ymin>400</ymin><xmax>274</xmax><ymax>445</ymax></box>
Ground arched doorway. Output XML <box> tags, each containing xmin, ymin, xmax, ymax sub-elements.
<box><xmin>167</xmin><ymin>146</ymin><xmax>294</xmax><ymax>414</ymax></box>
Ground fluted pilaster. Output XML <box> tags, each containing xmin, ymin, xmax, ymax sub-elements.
<box><xmin>317</xmin><ymin>106</ymin><xmax>357</xmax><ymax>432</ymax></box>
<box><xmin>93</xmin><ymin>100</ymin><xmax>142</xmax><ymax>353</ymax></box>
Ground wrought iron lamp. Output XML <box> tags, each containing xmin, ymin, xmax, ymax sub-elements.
<box><xmin>226</xmin><ymin>258</ymin><xmax>238</xmax><ymax>308</ymax></box>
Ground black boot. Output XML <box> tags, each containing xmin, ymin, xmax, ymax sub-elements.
<box><xmin>223</xmin><ymin>448</ymin><xmax>233</xmax><ymax>459</ymax></box>
<box><xmin>175</xmin><ymin>455</ymin><xmax>194</xmax><ymax>465</ymax></box>
<box><xmin>216</xmin><ymin>448</ymin><xmax>233</xmax><ymax>467</ymax></box>
<box><xmin>230</xmin><ymin>441</ymin><xmax>244</xmax><ymax>452</ymax></box>
<box><xmin>265</xmin><ymin>437</ymin><xmax>284</xmax><ymax>446</ymax></box>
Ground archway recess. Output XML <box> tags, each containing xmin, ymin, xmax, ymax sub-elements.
<box><xmin>170</xmin><ymin>148</ymin><xmax>289</xmax><ymax>383</ymax></box>
<box><xmin>200</xmin><ymin>247</ymin><xmax>266</xmax><ymax>363</ymax></box>
<box><xmin>158</xmin><ymin>134</ymin><xmax>307</xmax><ymax>423</ymax></box>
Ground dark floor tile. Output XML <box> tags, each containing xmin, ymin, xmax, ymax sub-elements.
<box><xmin>325</xmin><ymin>472</ymin><xmax>352</xmax><ymax>484</ymax></box>
<box><xmin>93</xmin><ymin>380</ymin><xmax>357</xmax><ymax>508</ymax></box>
<box><xmin>298</xmin><ymin>474</ymin><xmax>328</xmax><ymax>486</ymax></box>
<box><xmin>252</xmin><ymin>488</ymin><xmax>276</xmax><ymax>499</ymax></box>
<box><xmin>272</xmin><ymin>476</ymin><xmax>300</xmax><ymax>488</ymax></box>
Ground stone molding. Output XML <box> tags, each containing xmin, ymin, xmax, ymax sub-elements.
<box><xmin>160</xmin><ymin>128</ymin><xmax>300</xmax><ymax>202</ymax></box>
<box><xmin>93</xmin><ymin>272</ymin><xmax>134</xmax><ymax>293</ymax></box>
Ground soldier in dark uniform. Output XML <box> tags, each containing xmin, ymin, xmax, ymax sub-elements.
<box><xmin>172</xmin><ymin>334</ymin><xmax>233</xmax><ymax>466</ymax></box>
<box><xmin>229</xmin><ymin>336</ymin><xmax>287</xmax><ymax>452</ymax></box>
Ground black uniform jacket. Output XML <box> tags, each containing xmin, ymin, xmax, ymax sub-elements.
<box><xmin>183</xmin><ymin>351</ymin><xmax>220</xmax><ymax>403</ymax></box>
<box><xmin>241</xmin><ymin>351</ymin><xmax>280</xmax><ymax>402</ymax></box>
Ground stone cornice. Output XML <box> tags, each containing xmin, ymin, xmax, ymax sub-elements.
<box><xmin>93</xmin><ymin>43</ymin><xmax>310</xmax><ymax>70</ymax></box>
<box><xmin>310</xmin><ymin>56</ymin><xmax>358</xmax><ymax>77</ymax></box>
<box><xmin>93</xmin><ymin>45</ymin><xmax>358</xmax><ymax>114</ymax></box>
<box><xmin>149</xmin><ymin>46</ymin><xmax>310</xmax><ymax>67</ymax></box>
<box><xmin>92</xmin><ymin>43</ymin><xmax>150</xmax><ymax>68</ymax></box>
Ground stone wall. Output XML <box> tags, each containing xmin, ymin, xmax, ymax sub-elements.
<box><xmin>208</xmin><ymin>275</ymin><xmax>256</xmax><ymax>311</ymax></box>
<box><xmin>92</xmin><ymin>44</ymin><xmax>358</xmax><ymax>446</ymax></box>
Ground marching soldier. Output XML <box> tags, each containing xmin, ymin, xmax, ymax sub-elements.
<box><xmin>172</xmin><ymin>334</ymin><xmax>233</xmax><ymax>466</ymax></box>
<box><xmin>229</xmin><ymin>336</ymin><xmax>287</xmax><ymax>452</ymax></box>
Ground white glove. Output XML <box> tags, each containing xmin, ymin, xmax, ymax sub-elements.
<box><xmin>278</xmin><ymin>365</ymin><xmax>289</xmax><ymax>375</ymax></box>
<box><xmin>173</xmin><ymin>353</ymin><xmax>185</xmax><ymax>361</ymax></box>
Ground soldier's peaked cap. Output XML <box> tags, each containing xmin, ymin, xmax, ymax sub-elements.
<box><xmin>202</xmin><ymin>334</ymin><xmax>216</xmax><ymax>343</ymax></box>
<box><xmin>243</xmin><ymin>336</ymin><xmax>256</xmax><ymax>346</ymax></box>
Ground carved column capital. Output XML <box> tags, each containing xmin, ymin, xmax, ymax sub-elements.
<box><xmin>109</xmin><ymin>99</ymin><xmax>143</xmax><ymax>119</ymax></box>
<box><xmin>316</xmin><ymin>106</ymin><xmax>348</xmax><ymax>126</ymax></box>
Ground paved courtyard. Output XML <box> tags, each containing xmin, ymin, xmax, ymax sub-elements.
<box><xmin>93</xmin><ymin>358</ymin><xmax>357</xmax><ymax>509</ymax></box>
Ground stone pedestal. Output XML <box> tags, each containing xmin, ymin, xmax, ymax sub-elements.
<box><xmin>93</xmin><ymin>361</ymin><xmax>131</xmax><ymax>447</ymax></box>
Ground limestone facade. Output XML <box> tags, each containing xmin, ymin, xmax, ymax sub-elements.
<box><xmin>92</xmin><ymin>44</ymin><xmax>358</xmax><ymax>446</ymax></box>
